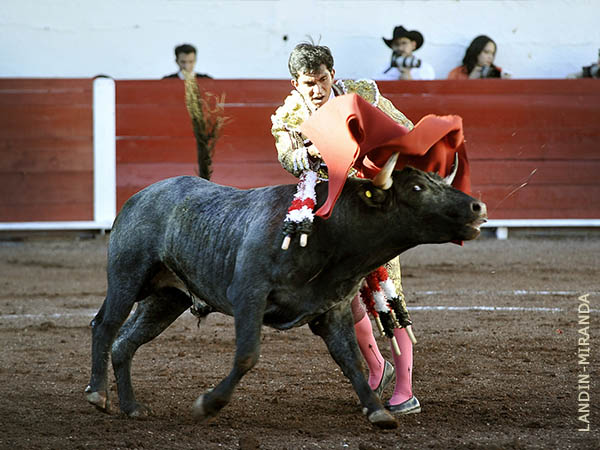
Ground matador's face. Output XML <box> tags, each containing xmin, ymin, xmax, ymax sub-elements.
<box><xmin>292</xmin><ymin>64</ymin><xmax>335</xmax><ymax>112</ymax></box>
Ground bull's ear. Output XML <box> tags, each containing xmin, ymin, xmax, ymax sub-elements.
<box><xmin>360</xmin><ymin>186</ymin><xmax>388</xmax><ymax>207</ymax></box>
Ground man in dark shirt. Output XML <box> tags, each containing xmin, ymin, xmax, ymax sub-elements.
<box><xmin>163</xmin><ymin>43</ymin><xmax>211</xmax><ymax>79</ymax></box>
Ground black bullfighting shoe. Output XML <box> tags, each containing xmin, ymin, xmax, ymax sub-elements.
<box><xmin>385</xmin><ymin>395</ymin><xmax>421</xmax><ymax>415</ymax></box>
<box><xmin>374</xmin><ymin>360</ymin><xmax>395</xmax><ymax>398</ymax></box>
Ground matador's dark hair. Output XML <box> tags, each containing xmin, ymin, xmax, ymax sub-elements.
<box><xmin>288</xmin><ymin>42</ymin><xmax>334</xmax><ymax>79</ymax></box>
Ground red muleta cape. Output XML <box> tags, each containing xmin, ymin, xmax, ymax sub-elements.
<box><xmin>300</xmin><ymin>94</ymin><xmax>471</xmax><ymax>219</ymax></box>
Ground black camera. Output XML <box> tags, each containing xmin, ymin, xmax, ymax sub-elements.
<box><xmin>583</xmin><ymin>49</ymin><xmax>600</xmax><ymax>78</ymax></box>
<box><xmin>391</xmin><ymin>52</ymin><xmax>421</xmax><ymax>69</ymax></box>
<box><xmin>384</xmin><ymin>52</ymin><xmax>421</xmax><ymax>73</ymax></box>
<box><xmin>479</xmin><ymin>65</ymin><xmax>501</xmax><ymax>78</ymax></box>
<box><xmin>582</xmin><ymin>49</ymin><xmax>600</xmax><ymax>78</ymax></box>
<box><xmin>583</xmin><ymin>64</ymin><xmax>599</xmax><ymax>78</ymax></box>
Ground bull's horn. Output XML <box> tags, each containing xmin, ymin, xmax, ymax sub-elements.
<box><xmin>372</xmin><ymin>152</ymin><xmax>399</xmax><ymax>190</ymax></box>
<box><xmin>443</xmin><ymin>153</ymin><xmax>459</xmax><ymax>185</ymax></box>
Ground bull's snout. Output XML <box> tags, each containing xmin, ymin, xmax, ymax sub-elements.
<box><xmin>466</xmin><ymin>201</ymin><xmax>487</xmax><ymax>238</ymax></box>
<box><xmin>471</xmin><ymin>201</ymin><xmax>487</xmax><ymax>218</ymax></box>
<box><xmin>458</xmin><ymin>200</ymin><xmax>488</xmax><ymax>240</ymax></box>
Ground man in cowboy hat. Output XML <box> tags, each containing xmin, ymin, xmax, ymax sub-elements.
<box><xmin>377</xmin><ymin>26</ymin><xmax>435</xmax><ymax>81</ymax></box>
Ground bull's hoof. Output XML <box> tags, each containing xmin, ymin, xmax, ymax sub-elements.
<box><xmin>85</xmin><ymin>386</ymin><xmax>109</xmax><ymax>413</ymax></box>
<box><xmin>192</xmin><ymin>388</ymin><xmax>221</xmax><ymax>421</ymax></box>
<box><xmin>368</xmin><ymin>409</ymin><xmax>398</xmax><ymax>429</ymax></box>
<box><xmin>192</xmin><ymin>394</ymin><xmax>208</xmax><ymax>420</ymax></box>
<box><xmin>126</xmin><ymin>403</ymin><xmax>152</xmax><ymax>419</ymax></box>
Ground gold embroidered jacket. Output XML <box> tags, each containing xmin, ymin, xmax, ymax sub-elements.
<box><xmin>271</xmin><ymin>79</ymin><xmax>414</xmax><ymax>178</ymax></box>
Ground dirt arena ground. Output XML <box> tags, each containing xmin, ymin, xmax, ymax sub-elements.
<box><xmin>0</xmin><ymin>232</ymin><xmax>598</xmax><ymax>449</ymax></box>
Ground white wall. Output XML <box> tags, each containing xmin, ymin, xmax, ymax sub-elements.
<box><xmin>1</xmin><ymin>0</ymin><xmax>598</xmax><ymax>80</ymax></box>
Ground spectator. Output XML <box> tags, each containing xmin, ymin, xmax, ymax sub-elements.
<box><xmin>447</xmin><ymin>35</ymin><xmax>510</xmax><ymax>79</ymax></box>
<box><xmin>567</xmin><ymin>49</ymin><xmax>600</xmax><ymax>78</ymax></box>
<box><xmin>163</xmin><ymin>43</ymin><xmax>212</xmax><ymax>79</ymax></box>
<box><xmin>376</xmin><ymin>26</ymin><xmax>435</xmax><ymax>81</ymax></box>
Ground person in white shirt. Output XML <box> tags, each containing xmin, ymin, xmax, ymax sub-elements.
<box><xmin>377</xmin><ymin>26</ymin><xmax>435</xmax><ymax>81</ymax></box>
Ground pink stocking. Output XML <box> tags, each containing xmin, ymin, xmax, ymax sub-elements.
<box><xmin>388</xmin><ymin>327</ymin><xmax>413</xmax><ymax>405</ymax></box>
<box><xmin>354</xmin><ymin>314</ymin><xmax>385</xmax><ymax>389</ymax></box>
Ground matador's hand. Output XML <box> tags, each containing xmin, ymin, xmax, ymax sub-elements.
<box><xmin>307</xmin><ymin>144</ymin><xmax>321</xmax><ymax>158</ymax></box>
<box><xmin>292</xmin><ymin>147</ymin><xmax>311</xmax><ymax>172</ymax></box>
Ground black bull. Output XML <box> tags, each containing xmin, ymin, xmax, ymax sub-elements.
<box><xmin>85</xmin><ymin>166</ymin><xmax>487</xmax><ymax>428</ymax></box>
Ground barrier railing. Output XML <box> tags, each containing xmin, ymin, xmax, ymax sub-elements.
<box><xmin>1</xmin><ymin>78</ymin><xmax>599</xmax><ymax>237</ymax></box>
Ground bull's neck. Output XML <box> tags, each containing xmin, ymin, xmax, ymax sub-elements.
<box><xmin>317</xmin><ymin>210</ymin><xmax>416</xmax><ymax>278</ymax></box>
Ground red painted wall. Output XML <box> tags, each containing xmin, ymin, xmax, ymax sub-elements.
<box><xmin>1</xmin><ymin>78</ymin><xmax>598</xmax><ymax>224</ymax></box>
<box><xmin>380</xmin><ymin>80</ymin><xmax>600</xmax><ymax>219</ymax></box>
<box><xmin>0</xmin><ymin>79</ymin><xmax>94</xmax><ymax>222</ymax></box>
<box><xmin>115</xmin><ymin>79</ymin><xmax>298</xmax><ymax>208</ymax></box>
<box><xmin>116</xmin><ymin>79</ymin><xmax>600</xmax><ymax>220</ymax></box>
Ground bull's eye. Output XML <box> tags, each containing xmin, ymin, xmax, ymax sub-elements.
<box><xmin>413</xmin><ymin>185</ymin><xmax>422</xmax><ymax>192</ymax></box>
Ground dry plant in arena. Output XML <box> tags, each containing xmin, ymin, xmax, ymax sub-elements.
<box><xmin>184</xmin><ymin>73</ymin><xmax>227</xmax><ymax>180</ymax></box>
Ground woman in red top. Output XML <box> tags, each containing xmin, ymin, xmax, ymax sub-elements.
<box><xmin>448</xmin><ymin>35</ymin><xmax>509</xmax><ymax>79</ymax></box>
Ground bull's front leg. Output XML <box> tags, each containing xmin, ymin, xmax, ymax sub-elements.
<box><xmin>309</xmin><ymin>303</ymin><xmax>397</xmax><ymax>429</ymax></box>
<box><xmin>192</xmin><ymin>292</ymin><xmax>265</xmax><ymax>420</ymax></box>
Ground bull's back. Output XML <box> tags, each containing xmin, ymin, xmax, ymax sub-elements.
<box><xmin>110</xmin><ymin>177</ymin><xmax>253</xmax><ymax>256</ymax></box>
<box><xmin>107</xmin><ymin>178</ymin><xmax>209</xmax><ymax>284</ymax></box>
<box><xmin>108</xmin><ymin>176</ymin><xmax>295</xmax><ymax>305</ymax></box>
